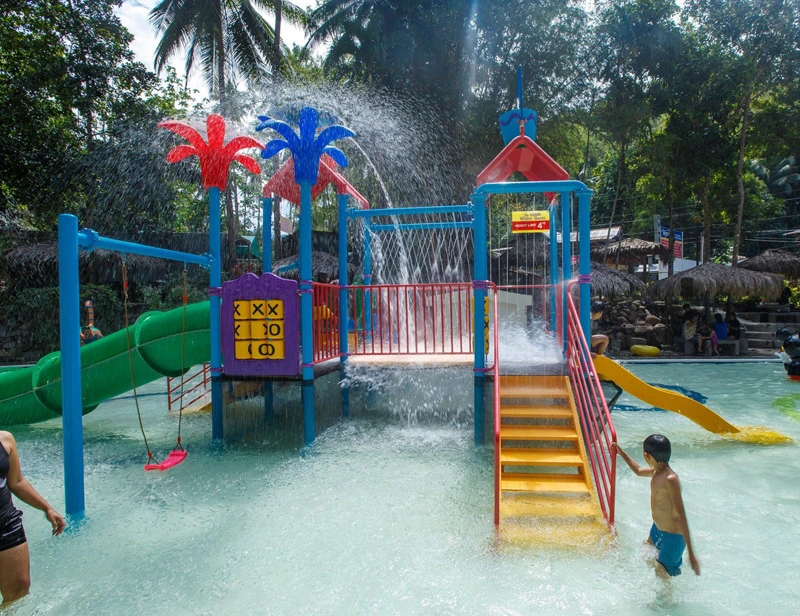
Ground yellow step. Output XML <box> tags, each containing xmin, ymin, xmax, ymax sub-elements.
<box><xmin>501</xmin><ymin>449</ymin><xmax>583</xmax><ymax>466</ymax></box>
<box><xmin>500</xmin><ymin>494</ymin><xmax>600</xmax><ymax>518</ymax></box>
<box><xmin>500</xmin><ymin>426</ymin><xmax>578</xmax><ymax>441</ymax></box>
<box><xmin>495</xmin><ymin>518</ymin><xmax>612</xmax><ymax>552</ymax></box>
<box><xmin>501</xmin><ymin>473</ymin><xmax>591</xmax><ymax>493</ymax></box>
<box><xmin>499</xmin><ymin>384</ymin><xmax>568</xmax><ymax>399</ymax></box>
<box><xmin>500</xmin><ymin>404</ymin><xmax>573</xmax><ymax>419</ymax></box>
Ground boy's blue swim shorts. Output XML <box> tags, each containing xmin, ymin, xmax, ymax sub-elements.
<box><xmin>649</xmin><ymin>523</ymin><xmax>685</xmax><ymax>576</ymax></box>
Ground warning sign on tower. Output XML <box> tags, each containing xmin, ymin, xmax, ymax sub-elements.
<box><xmin>511</xmin><ymin>210</ymin><xmax>550</xmax><ymax>233</ymax></box>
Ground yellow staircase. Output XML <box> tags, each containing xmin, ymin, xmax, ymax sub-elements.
<box><xmin>497</xmin><ymin>374</ymin><xmax>610</xmax><ymax>547</ymax></box>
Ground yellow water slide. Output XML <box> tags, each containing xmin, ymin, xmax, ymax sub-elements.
<box><xmin>593</xmin><ymin>356</ymin><xmax>790</xmax><ymax>444</ymax></box>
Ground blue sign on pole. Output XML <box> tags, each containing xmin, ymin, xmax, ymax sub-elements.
<box><xmin>660</xmin><ymin>226</ymin><xmax>683</xmax><ymax>258</ymax></box>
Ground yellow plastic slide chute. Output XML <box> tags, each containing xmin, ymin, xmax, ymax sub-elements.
<box><xmin>593</xmin><ymin>355</ymin><xmax>791</xmax><ymax>445</ymax></box>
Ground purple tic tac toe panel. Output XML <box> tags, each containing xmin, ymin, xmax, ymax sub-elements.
<box><xmin>221</xmin><ymin>273</ymin><xmax>299</xmax><ymax>376</ymax></box>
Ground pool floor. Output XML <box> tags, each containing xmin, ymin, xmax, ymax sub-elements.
<box><xmin>6</xmin><ymin>362</ymin><xmax>800</xmax><ymax>615</ymax></box>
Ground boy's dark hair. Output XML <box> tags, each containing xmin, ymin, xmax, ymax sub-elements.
<box><xmin>714</xmin><ymin>313</ymin><xmax>723</xmax><ymax>323</ymax></box>
<box><xmin>591</xmin><ymin>301</ymin><xmax>605</xmax><ymax>314</ymax></box>
<box><xmin>643</xmin><ymin>434</ymin><xmax>671</xmax><ymax>463</ymax></box>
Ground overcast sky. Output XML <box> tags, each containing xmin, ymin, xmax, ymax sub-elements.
<box><xmin>115</xmin><ymin>0</ymin><xmax>315</xmax><ymax>97</ymax></box>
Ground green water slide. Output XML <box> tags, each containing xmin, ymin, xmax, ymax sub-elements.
<box><xmin>0</xmin><ymin>302</ymin><xmax>211</xmax><ymax>427</ymax></box>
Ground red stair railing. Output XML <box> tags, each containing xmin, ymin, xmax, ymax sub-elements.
<box><xmin>167</xmin><ymin>362</ymin><xmax>211</xmax><ymax>412</ymax></box>
<box><xmin>565</xmin><ymin>282</ymin><xmax>617</xmax><ymax>524</ymax></box>
<box><xmin>490</xmin><ymin>282</ymin><xmax>502</xmax><ymax>526</ymax></box>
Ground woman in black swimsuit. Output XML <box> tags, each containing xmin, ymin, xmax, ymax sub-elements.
<box><xmin>0</xmin><ymin>431</ymin><xmax>65</xmax><ymax>605</ymax></box>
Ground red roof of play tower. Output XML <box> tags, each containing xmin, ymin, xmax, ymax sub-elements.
<box><xmin>476</xmin><ymin>133</ymin><xmax>569</xmax><ymax>202</ymax></box>
<box><xmin>263</xmin><ymin>155</ymin><xmax>370</xmax><ymax>209</ymax></box>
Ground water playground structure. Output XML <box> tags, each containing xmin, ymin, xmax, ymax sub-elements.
<box><xmin>0</xmin><ymin>73</ymin><xmax>790</xmax><ymax>539</ymax></box>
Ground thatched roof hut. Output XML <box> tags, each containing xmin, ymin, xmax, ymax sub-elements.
<box><xmin>590</xmin><ymin>262</ymin><xmax>646</xmax><ymax>298</ymax></box>
<box><xmin>739</xmin><ymin>248</ymin><xmax>800</xmax><ymax>279</ymax></box>
<box><xmin>591</xmin><ymin>237</ymin><xmax>672</xmax><ymax>263</ymax></box>
<box><xmin>490</xmin><ymin>233</ymin><xmax>552</xmax><ymax>265</ymax></box>
<box><xmin>3</xmin><ymin>243</ymin><xmax>168</xmax><ymax>287</ymax></box>
<box><xmin>272</xmin><ymin>251</ymin><xmax>357</xmax><ymax>282</ymax></box>
<box><xmin>648</xmin><ymin>263</ymin><xmax>784</xmax><ymax>301</ymax></box>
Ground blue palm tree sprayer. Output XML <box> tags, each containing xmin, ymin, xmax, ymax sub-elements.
<box><xmin>256</xmin><ymin>106</ymin><xmax>356</xmax><ymax>445</ymax></box>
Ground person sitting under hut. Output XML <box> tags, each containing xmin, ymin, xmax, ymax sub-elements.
<box><xmin>712</xmin><ymin>313</ymin><xmax>728</xmax><ymax>341</ymax></box>
<box><xmin>726</xmin><ymin>311</ymin><xmax>742</xmax><ymax>340</ymax></box>
<box><xmin>590</xmin><ymin>301</ymin><xmax>609</xmax><ymax>356</ymax></box>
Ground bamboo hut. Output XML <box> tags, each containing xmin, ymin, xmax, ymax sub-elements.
<box><xmin>739</xmin><ymin>248</ymin><xmax>800</xmax><ymax>279</ymax></box>
<box><xmin>591</xmin><ymin>238</ymin><xmax>672</xmax><ymax>280</ymax></box>
<box><xmin>648</xmin><ymin>263</ymin><xmax>784</xmax><ymax>301</ymax></box>
<box><xmin>272</xmin><ymin>251</ymin><xmax>357</xmax><ymax>282</ymax></box>
<box><xmin>590</xmin><ymin>262</ymin><xmax>646</xmax><ymax>298</ymax></box>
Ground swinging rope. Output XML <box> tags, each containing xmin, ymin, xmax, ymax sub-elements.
<box><xmin>175</xmin><ymin>267</ymin><xmax>188</xmax><ymax>451</ymax></box>
<box><xmin>122</xmin><ymin>260</ymin><xmax>159</xmax><ymax>466</ymax></box>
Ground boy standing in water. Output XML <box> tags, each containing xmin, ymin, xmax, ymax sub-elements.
<box><xmin>613</xmin><ymin>435</ymin><xmax>701</xmax><ymax>578</ymax></box>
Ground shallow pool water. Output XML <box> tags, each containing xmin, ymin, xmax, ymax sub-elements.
<box><xmin>5</xmin><ymin>361</ymin><xmax>800</xmax><ymax>615</ymax></box>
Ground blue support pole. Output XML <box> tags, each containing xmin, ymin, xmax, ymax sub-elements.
<box><xmin>262</xmin><ymin>195</ymin><xmax>274</xmax><ymax>423</ymax></box>
<box><xmin>209</xmin><ymin>187</ymin><xmax>223</xmax><ymax>440</ymax></box>
<box><xmin>561</xmin><ymin>192</ymin><xmax>571</xmax><ymax>351</ymax></box>
<box><xmin>578</xmin><ymin>189</ymin><xmax>592</xmax><ymax>345</ymax></box>
<box><xmin>348</xmin><ymin>205</ymin><xmax>472</xmax><ymax>218</ymax></box>
<box><xmin>371</xmin><ymin>222</ymin><xmax>473</xmax><ymax>232</ymax></box>
<box><xmin>473</xmin><ymin>180</ymin><xmax>590</xmax><ymax>198</ymax></box>
<box><xmin>299</xmin><ymin>182</ymin><xmax>315</xmax><ymax>445</ymax></box>
<box><xmin>77</xmin><ymin>234</ymin><xmax>211</xmax><ymax>267</ymax></box>
<box><xmin>58</xmin><ymin>214</ymin><xmax>85</xmax><ymax>518</ymax></box>
<box><xmin>549</xmin><ymin>202</ymin><xmax>559</xmax><ymax>334</ymax></box>
<box><xmin>338</xmin><ymin>194</ymin><xmax>350</xmax><ymax>417</ymax></box>
<box><xmin>472</xmin><ymin>193</ymin><xmax>488</xmax><ymax>446</ymax></box>
<box><xmin>262</xmin><ymin>196</ymin><xmax>273</xmax><ymax>274</ymax></box>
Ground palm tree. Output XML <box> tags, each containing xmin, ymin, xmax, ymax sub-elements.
<box><xmin>150</xmin><ymin>0</ymin><xmax>305</xmax><ymax>263</ymax></box>
<box><xmin>150</xmin><ymin>0</ymin><xmax>306</xmax><ymax>105</ymax></box>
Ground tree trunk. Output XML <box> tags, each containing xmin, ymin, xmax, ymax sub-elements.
<box><xmin>606</xmin><ymin>142</ymin><xmax>626</xmax><ymax>246</ymax></box>
<box><xmin>273</xmin><ymin>195</ymin><xmax>282</xmax><ymax>261</ymax></box>
<box><xmin>272</xmin><ymin>0</ymin><xmax>283</xmax><ymax>76</ymax></box>
<box><xmin>667</xmin><ymin>180</ymin><xmax>675</xmax><ymax>276</ymax></box>
<box><xmin>702</xmin><ymin>176</ymin><xmax>711</xmax><ymax>264</ymax></box>
<box><xmin>731</xmin><ymin>87</ymin><xmax>752</xmax><ymax>267</ymax></box>
<box><xmin>226</xmin><ymin>187</ymin><xmax>237</xmax><ymax>266</ymax></box>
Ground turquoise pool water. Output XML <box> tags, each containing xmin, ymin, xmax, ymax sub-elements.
<box><xmin>5</xmin><ymin>361</ymin><xmax>800</xmax><ymax>615</ymax></box>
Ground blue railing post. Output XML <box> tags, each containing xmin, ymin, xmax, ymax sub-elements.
<box><xmin>472</xmin><ymin>192</ymin><xmax>488</xmax><ymax>445</ymax></box>
<box><xmin>262</xmin><ymin>195</ymin><xmax>274</xmax><ymax>422</ymax></box>
<box><xmin>299</xmin><ymin>182</ymin><xmax>315</xmax><ymax>445</ymax></box>
<box><xmin>338</xmin><ymin>194</ymin><xmax>350</xmax><ymax>417</ymax></box>
<box><xmin>58</xmin><ymin>214</ymin><xmax>85</xmax><ymax>518</ymax></box>
<box><xmin>209</xmin><ymin>187</ymin><xmax>224</xmax><ymax>440</ymax></box>
<box><xmin>560</xmin><ymin>191</ymin><xmax>572</xmax><ymax>351</ymax></box>
<box><xmin>262</xmin><ymin>196</ymin><xmax>273</xmax><ymax>274</ymax></box>
<box><xmin>578</xmin><ymin>189</ymin><xmax>592</xmax><ymax>345</ymax></box>
<box><xmin>549</xmin><ymin>202</ymin><xmax>559</xmax><ymax>333</ymax></box>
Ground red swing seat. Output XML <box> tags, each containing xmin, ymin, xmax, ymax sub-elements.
<box><xmin>144</xmin><ymin>449</ymin><xmax>188</xmax><ymax>472</ymax></box>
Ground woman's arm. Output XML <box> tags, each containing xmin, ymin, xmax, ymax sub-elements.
<box><xmin>1</xmin><ymin>432</ymin><xmax>65</xmax><ymax>535</ymax></box>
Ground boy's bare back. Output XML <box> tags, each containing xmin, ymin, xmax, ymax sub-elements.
<box><xmin>650</xmin><ymin>466</ymin><xmax>683</xmax><ymax>534</ymax></box>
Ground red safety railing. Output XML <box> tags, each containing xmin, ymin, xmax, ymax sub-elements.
<box><xmin>312</xmin><ymin>282</ymin><xmax>343</xmax><ymax>363</ymax></box>
<box><xmin>167</xmin><ymin>362</ymin><xmax>211</xmax><ymax>412</ymax></box>
<box><xmin>565</xmin><ymin>282</ymin><xmax>616</xmax><ymax>524</ymax></box>
<box><xmin>346</xmin><ymin>283</ymin><xmax>476</xmax><ymax>356</ymax></box>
